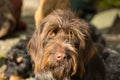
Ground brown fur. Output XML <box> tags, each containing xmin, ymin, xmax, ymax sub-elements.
<box><xmin>9</xmin><ymin>0</ymin><xmax>26</xmax><ymax>30</ymax></box>
<box><xmin>0</xmin><ymin>0</ymin><xmax>26</xmax><ymax>38</ymax></box>
<box><xmin>0</xmin><ymin>0</ymin><xmax>15</xmax><ymax>38</ymax></box>
<box><xmin>27</xmin><ymin>10</ymin><xmax>105</xmax><ymax>80</ymax></box>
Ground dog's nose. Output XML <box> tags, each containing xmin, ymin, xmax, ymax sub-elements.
<box><xmin>54</xmin><ymin>52</ymin><xmax>67</xmax><ymax>61</ymax></box>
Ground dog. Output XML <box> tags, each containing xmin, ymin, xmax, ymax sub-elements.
<box><xmin>9</xmin><ymin>0</ymin><xmax>26</xmax><ymax>30</ymax></box>
<box><xmin>28</xmin><ymin>9</ymin><xmax>106</xmax><ymax>80</ymax></box>
<box><xmin>0</xmin><ymin>0</ymin><xmax>15</xmax><ymax>38</ymax></box>
<box><xmin>3</xmin><ymin>39</ymin><xmax>34</xmax><ymax>80</ymax></box>
<box><xmin>0</xmin><ymin>0</ymin><xmax>26</xmax><ymax>38</ymax></box>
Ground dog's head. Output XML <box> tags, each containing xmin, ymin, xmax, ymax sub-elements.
<box><xmin>27</xmin><ymin>9</ymin><xmax>95</xmax><ymax>80</ymax></box>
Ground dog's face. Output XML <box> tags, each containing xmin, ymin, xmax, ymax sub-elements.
<box><xmin>28</xmin><ymin>10</ymin><xmax>95</xmax><ymax>80</ymax></box>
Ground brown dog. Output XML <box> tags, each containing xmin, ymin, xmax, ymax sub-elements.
<box><xmin>28</xmin><ymin>9</ymin><xmax>106</xmax><ymax>80</ymax></box>
<box><xmin>9</xmin><ymin>0</ymin><xmax>26</xmax><ymax>30</ymax></box>
<box><xmin>0</xmin><ymin>0</ymin><xmax>26</xmax><ymax>38</ymax></box>
<box><xmin>0</xmin><ymin>0</ymin><xmax>15</xmax><ymax>38</ymax></box>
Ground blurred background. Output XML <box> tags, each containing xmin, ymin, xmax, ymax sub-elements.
<box><xmin>0</xmin><ymin>0</ymin><xmax>119</xmax><ymax>57</ymax></box>
<box><xmin>0</xmin><ymin>0</ymin><xmax>120</xmax><ymax>79</ymax></box>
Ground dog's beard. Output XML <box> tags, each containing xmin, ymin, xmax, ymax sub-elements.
<box><xmin>35</xmin><ymin>71</ymin><xmax>56</xmax><ymax>80</ymax></box>
<box><xmin>35</xmin><ymin>51</ymin><xmax>75</xmax><ymax>80</ymax></box>
<box><xmin>38</xmin><ymin>58</ymin><xmax>72</xmax><ymax>80</ymax></box>
<box><xmin>35</xmin><ymin>70</ymin><xmax>71</xmax><ymax>80</ymax></box>
<box><xmin>35</xmin><ymin>40</ymin><xmax>80</xmax><ymax>80</ymax></box>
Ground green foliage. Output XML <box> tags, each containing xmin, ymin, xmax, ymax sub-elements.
<box><xmin>97</xmin><ymin>0</ymin><xmax>120</xmax><ymax>9</ymax></box>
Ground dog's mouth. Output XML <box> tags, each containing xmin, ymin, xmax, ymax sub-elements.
<box><xmin>43</xmin><ymin>60</ymin><xmax>73</xmax><ymax>80</ymax></box>
<box><xmin>39</xmin><ymin>43</ymin><xmax>79</xmax><ymax>80</ymax></box>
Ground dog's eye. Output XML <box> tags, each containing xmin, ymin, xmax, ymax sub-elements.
<box><xmin>48</xmin><ymin>29</ymin><xmax>58</xmax><ymax>38</ymax></box>
<box><xmin>48</xmin><ymin>32</ymin><xmax>55</xmax><ymax>38</ymax></box>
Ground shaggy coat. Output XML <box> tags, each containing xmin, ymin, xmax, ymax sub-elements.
<box><xmin>28</xmin><ymin>10</ymin><xmax>105</xmax><ymax>80</ymax></box>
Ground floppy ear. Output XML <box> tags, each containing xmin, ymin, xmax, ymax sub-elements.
<box><xmin>27</xmin><ymin>36</ymin><xmax>37</xmax><ymax>62</ymax></box>
<box><xmin>74</xmin><ymin>20</ymin><xmax>96</xmax><ymax>78</ymax></box>
<box><xmin>76</xmin><ymin>20</ymin><xmax>96</xmax><ymax>66</ymax></box>
<box><xmin>83</xmin><ymin>27</ymin><xmax>96</xmax><ymax>65</ymax></box>
<box><xmin>27</xmin><ymin>21</ymin><xmax>46</xmax><ymax>73</ymax></box>
<box><xmin>75</xmin><ymin>28</ymin><xmax>96</xmax><ymax>79</ymax></box>
<box><xmin>76</xmin><ymin>20</ymin><xmax>96</xmax><ymax>65</ymax></box>
<box><xmin>84</xmin><ymin>41</ymin><xmax>96</xmax><ymax>65</ymax></box>
<box><xmin>81</xmin><ymin>31</ymin><xmax>96</xmax><ymax>78</ymax></box>
<box><xmin>27</xmin><ymin>31</ymin><xmax>42</xmax><ymax>73</ymax></box>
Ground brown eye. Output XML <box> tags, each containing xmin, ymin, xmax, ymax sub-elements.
<box><xmin>48</xmin><ymin>29</ymin><xmax>58</xmax><ymax>38</ymax></box>
<box><xmin>48</xmin><ymin>32</ymin><xmax>55</xmax><ymax>38</ymax></box>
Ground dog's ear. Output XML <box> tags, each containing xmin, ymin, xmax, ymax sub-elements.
<box><xmin>27</xmin><ymin>18</ymin><xmax>46</xmax><ymax>57</ymax></box>
<box><xmin>27</xmin><ymin>36</ymin><xmax>37</xmax><ymax>62</ymax></box>
<box><xmin>82</xmin><ymin>26</ymin><xmax>96</xmax><ymax>65</ymax></box>
<box><xmin>83</xmin><ymin>41</ymin><xmax>96</xmax><ymax>65</ymax></box>
<box><xmin>27</xmin><ymin>34</ymin><xmax>39</xmax><ymax>74</ymax></box>
<box><xmin>27</xmin><ymin>32</ymin><xmax>42</xmax><ymax>74</ymax></box>
<box><xmin>27</xmin><ymin>21</ymin><xmax>46</xmax><ymax>73</ymax></box>
<box><xmin>75</xmin><ymin>21</ymin><xmax>96</xmax><ymax>78</ymax></box>
<box><xmin>78</xmin><ymin>29</ymin><xmax>96</xmax><ymax>78</ymax></box>
<box><xmin>81</xmin><ymin>33</ymin><xmax>96</xmax><ymax>78</ymax></box>
<box><xmin>76</xmin><ymin>20</ymin><xmax>96</xmax><ymax>65</ymax></box>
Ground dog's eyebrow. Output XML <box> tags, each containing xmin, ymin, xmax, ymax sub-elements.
<box><xmin>44</xmin><ymin>24</ymin><xmax>59</xmax><ymax>31</ymax></box>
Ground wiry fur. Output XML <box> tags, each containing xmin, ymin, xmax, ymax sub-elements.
<box><xmin>28</xmin><ymin>9</ymin><xmax>105</xmax><ymax>80</ymax></box>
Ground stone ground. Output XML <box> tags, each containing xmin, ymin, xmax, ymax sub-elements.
<box><xmin>0</xmin><ymin>0</ymin><xmax>120</xmax><ymax>79</ymax></box>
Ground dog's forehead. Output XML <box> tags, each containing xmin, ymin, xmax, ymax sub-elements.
<box><xmin>43</xmin><ymin>18</ymin><xmax>76</xmax><ymax>33</ymax></box>
<box><xmin>44</xmin><ymin>10</ymin><xmax>76</xmax><ymax>26</ymax></box>
<box><xmin>45</xmin><ymin>15</ymin><xmax>59</xmax><ymax>24</ymax></box>
<box><xmin>38</xmin><ymin>10</ymin><xmax>89</xmax><ymax>43</ymax></box>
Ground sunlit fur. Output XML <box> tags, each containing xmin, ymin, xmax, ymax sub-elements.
<box><xmin>27</xmin><ymin>9</ymin><xmax>95</xmax><ymax>80</ymax></box>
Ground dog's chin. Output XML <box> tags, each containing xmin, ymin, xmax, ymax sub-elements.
<box><xmin>35</xmin><ymin>70</ymin><xmax>71</xmax><ymax>80</ymax></box>
<box><xmin>35</xmin><ymin>71</ymin><xmax>56</xmax><ymax>80</ymax></box>
<box><xmin>49</xmin><ymin>62</ymin><xmax>71</xmax><ymax>79</ymax></box>
<box><xmin>37</xmin><ymin>60</ymin><xmax>72</xmax><ymax>80</ymax></box>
